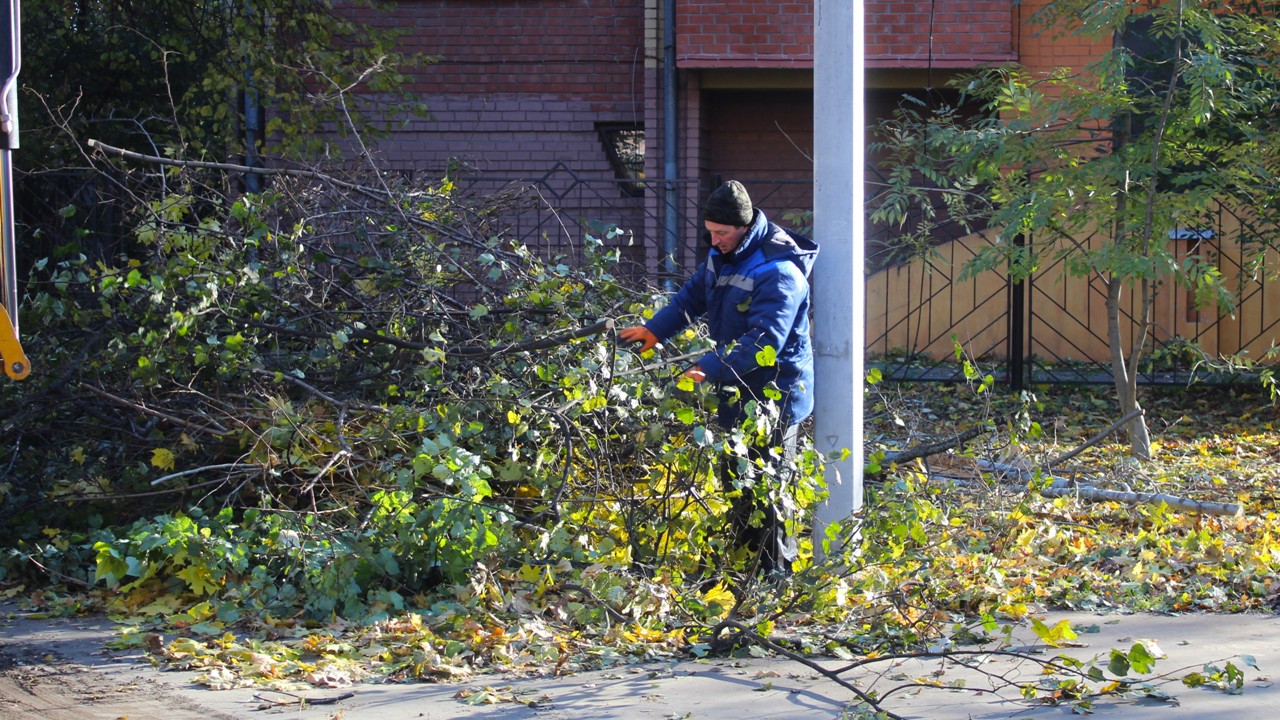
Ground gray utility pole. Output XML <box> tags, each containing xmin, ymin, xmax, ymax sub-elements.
<box><xmin>812</xmin><ymin>0</ymin><xmax>863</xmax><ymax>555</ymax></box>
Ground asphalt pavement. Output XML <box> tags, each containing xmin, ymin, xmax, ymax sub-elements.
<box><xmin>2</xmin><ymin>604</ymin><xmax>1279</xmax><ymax>719</ymax></box>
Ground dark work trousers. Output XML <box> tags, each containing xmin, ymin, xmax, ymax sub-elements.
<box><xmin>719</xmin><ymin>422</ymin><xmax>800</xmax><ymax>576</ymax></box>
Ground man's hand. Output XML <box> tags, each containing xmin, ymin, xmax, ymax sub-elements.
<box><xmin>619</xmin><ymin>326</ymin><xmax>658</xmax><ymax>353</ymax></box>
<box><xmin>683</xmin><ymin>365</ymin><xmax>706</xmax><ymax>383</ymax></box>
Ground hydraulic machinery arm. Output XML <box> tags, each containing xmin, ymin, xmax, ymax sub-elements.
<box><xmin>0</xmin><ymin>0</ymin><xmax>26</xmax><ymax>380</ymax></box>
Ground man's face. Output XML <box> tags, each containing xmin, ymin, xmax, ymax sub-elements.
<box><xmin>705</xmin><ymin>220</ymin><xmax>748</xmax><ymax>255</ymax></box>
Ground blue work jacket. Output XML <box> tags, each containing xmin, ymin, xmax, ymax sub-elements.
<box><xmin>645</xmin><ymin>209</ymin><xmax>819</xmax><ymax>428</ymax></box>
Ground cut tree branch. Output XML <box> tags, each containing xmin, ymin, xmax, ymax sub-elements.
<box><xmin>452</xmin><ymin>318</ymin><xmax>617</xmax><ymax>357</ymax></box>
<box><xmin>959</xmin><ymin>461</ymin><xmax>1242</xmax><ymax>517</ymax></box>
<box><xmin>87</xmin><ymin>139</ymin><xmax>384</xmax><ymax>195</ymax></box>
<box><xmin>80</xmin><ymin>383</ymin><xmax>228</xmax><ymax>436</ymax></box>
<box><xmin>881</xmin><ymin>424</ymin><xmax>991</xmax><ymax>466</ymax></box>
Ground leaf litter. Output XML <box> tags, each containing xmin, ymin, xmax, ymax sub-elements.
<box><xmin>10</xmin><ymin>381</ymin><xmax>1280</xmax><ymax>715</ymax></box>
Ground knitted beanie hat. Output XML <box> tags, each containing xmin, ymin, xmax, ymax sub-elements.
<box><xmin>704</xmin><ymin>180</ymin><xmax>753</xmax><ymax>227</ymax></box>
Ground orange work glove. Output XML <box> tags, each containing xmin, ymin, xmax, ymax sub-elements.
<box><xmin>619</xmin><ymin>326</ymin><xmax>659</xmax><ymax>353</ymax></box>
<box><xmin>682</xmin><ymin>365</ymin><xmax>706</xmax><ymax>383</ymax></box>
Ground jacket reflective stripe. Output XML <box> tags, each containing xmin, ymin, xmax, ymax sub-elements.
<box><xmin>715</xmin><ymin>273</ymin><xmax>754</xmax><ymax>291</ymax></box>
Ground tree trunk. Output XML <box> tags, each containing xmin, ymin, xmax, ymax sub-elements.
<box><xmin>1107</xmin><ymin>39</ymin><xmax>1156</xmax><ymax>462</ymax></box>
<box><xmin>1105</xmin><ymin>278</ymin><xmax>1152</xmax><ymax>460</ymax></box>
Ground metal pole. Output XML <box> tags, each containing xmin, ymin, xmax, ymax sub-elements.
<box><xmin>243</xmin><ymin>0</ymin><xmax>261</xmax><ymax>194</ymax></box>
<box><xmin>812</xmin><ymin>0</ymin><xmax>864</xmax><ymax>555</ymax></box>
<box><xmin>0</xmin><ymin>0</ymin><xmax>18</xmax><ymax>333</ymax></box>
<box><xmin>661</xmin><ymin>0</ymin><xmax>679</xmax><ymax>290</ymax></box>
<box><xmin>1009</xmin><ymin>234</ymin><xmax>1026</xmax><ymax>390</ymax></box>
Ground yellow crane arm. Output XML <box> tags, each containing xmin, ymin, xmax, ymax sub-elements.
<box><xmin>0</xmin><ymin>303</ymin><xmax>26</xmax><ymax>379</ymax></box>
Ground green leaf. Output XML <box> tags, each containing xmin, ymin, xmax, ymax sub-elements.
<box><xmin>755</xmin><ymin>345</ymin><xmax>777</xmax><ymax>367</ymax></box>
<box><xmin>92</xmin><ymin>542</ymin><xmax>129</xmax><ymax>586</ymax></box>
<box><xmin>1128</xmin><ymin>642</ymin><xmax>1157</xmax><ymax>674</ymax></box>
<box><xmin>1108</xmin><ymin>649</ymin><xmax>1131</xmax><ymax>677</ymax></box>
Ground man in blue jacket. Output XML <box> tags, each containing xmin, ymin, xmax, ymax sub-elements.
<box><xmin>620</xmin><ymin>180</ymin><xmax>819</xmax><ymax>578</ymax></box>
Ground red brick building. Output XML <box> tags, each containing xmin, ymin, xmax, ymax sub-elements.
<box><xmin>350</xmin><ymin>1</ymin><xmax>1104</xmax><ymax>278</ymax></box>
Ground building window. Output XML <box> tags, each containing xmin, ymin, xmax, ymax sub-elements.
<box><xmin>598</xmin><ymin>123</ymin><xmax>645</xmax><ymax>197</ymax></box>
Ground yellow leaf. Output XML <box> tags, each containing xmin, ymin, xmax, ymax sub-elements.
<box><xmin>71</xmin><ymin>447</ymin><xmax>86</xmax><ymax>464</ymax></box>
<box><xmin>517</xmin><ymin>564</ymin><xmax>542</xmax><ymax>584</ymax></box>
<box><xmin>151</xmin><ymin>447</ymin><xmax>176</xmax><ymax>471</ymax></box>
<box><xmin>700</xmin><ymin>582</ymin><xmax>735</xmax><ymax>610</ymax></box>
<box><xmin>138</xmin><ymin>595</ymin><xmax>184</xmax><ymax>616</ymax></box>
<box><xmin>175</xmin><ymin>565</ymin><xmax>220</xmax><ymax>596</ymax></box>
<box><xmin>1031</xmin><ymin>617</ymin><xmax>1078</xmax><ymax>648</ymax></box>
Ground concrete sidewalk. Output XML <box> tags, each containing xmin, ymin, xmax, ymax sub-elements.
<box><xmin>2</xmin><ymin>605</ymin><xmax>1278</xmax><ymax>719</ymax></box>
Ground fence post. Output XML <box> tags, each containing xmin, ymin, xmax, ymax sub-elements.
<box><xmin>1009</xmin><ymin>233</ymin><xmax>1026</xmax><ymax>390</ymax></box>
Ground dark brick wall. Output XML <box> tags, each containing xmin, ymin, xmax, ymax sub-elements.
<box><xmin>342</xmin><ymin>2</ymin><xmax>646</xmax><ymax>177</ymax></box>
<box><xmin>702</xmin><ymin>90</ymin><xmax>814</xmax><ymax>219</ymax></box>
<box><xmin>349</xmin><ymin>0</ymin><xmax>645</xmax><ymax>98</ymax></box>
<box><xmin>677</xmin><ymin>0</ymin><xmax>1016</xmax><ymax>67</ymax></box>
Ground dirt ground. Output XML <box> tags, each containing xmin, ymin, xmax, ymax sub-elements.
<box><xmin>0</xmin><ymin>605</ymin><xmax>266</xmax><ymax>720</ymax></box>
<box><xmin>0</xmin><ymin>648</ymin><xmax>242</xmax><ymax>720</ymax></box>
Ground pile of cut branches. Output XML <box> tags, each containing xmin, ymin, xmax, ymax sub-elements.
<box><xmin>3</xmin><ymin>141</ymin><xmax>851</xmax><ymax>632</ymax></box>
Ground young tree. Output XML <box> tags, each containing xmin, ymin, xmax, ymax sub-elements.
<box><xmin>872</xmin><ymin>0</ymin><xmax>1280</xmax><ymax>459</ymax></box>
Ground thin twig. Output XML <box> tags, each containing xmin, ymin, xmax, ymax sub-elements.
<box><xmin>715</xmin><ymin>619</ymin><xmax>903</xmax><ymax>719</ymax></box>
<box><xmin>251</xmin><ymin>690</ymin><xmax>356</xmax><ymax>707</ymax></box>
<box><xmin>150</xmin><ymin>463</ymin><xmax>257</xmax><ymax>487</ymax></box>
<box><xmin>46</xmin><ymin>478</ymin><xmax>230</xmax><ymax>502</ymax></box>
<box><xmin>936</xmin><ymin>468</ymin><xmax>1243</xmax><ymax>516</ymax></box>
<box><xmin>88</xmin><ymin>139</ymin><xmax>386</xmax><ymax>195</ymax></box>
<box><xmin>452</xmin><ymin>318</ymin><xmax>617</xmax><ymax>357</ymax></box>
<box><xmin>24</xmin><ymin>552</ymin><xmax>93</xmax><ymax>588</ymax></box>
<box><xmin>1046</xmin><ymin>407</ymin><xmax>1144</xmax><ymax>468</ymax></box>
<box><xmin>559</xmin><ymin>582</ymin><xmax>631</xmax><ymax>624</ymax></box>
<box><xmin>612</xmin><ymin>349</ymin><xmax>706</xmax><ymax>377</ymax></box>
<box><xmin>251</xmin><ymin>369</ymin><xmax>390</xmax><ymax>414</ymax></box>
<box><xmin>80</xmin><ymin>383</ymin><xmax>228</xmax><ymax>436</ymax></box>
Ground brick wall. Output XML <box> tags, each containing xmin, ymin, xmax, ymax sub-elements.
<box><xmin>703</xmin><ymin>90</ymin><xmax>814</xmax><ymax>217</ymax></box>
<box><xmin>677</xmin><ymin>0</ymin><xmax>1016</xmax><ymax>68</ymax></box>
<box><xmin>337</xmin><ymin>1</ymin><xmax>649</xmax><ymax>260</ymax></box>
<box><xmin>347</xmin><ymin>0</ymin><xmax>645</xmax><ymax>176</ymax></box>
<box><xmin>1014</xmin><ymin>0</ymin><xmax>1111</xmax><ymax>79</ymax></box>
<box><xmin>677</xmin><ymin>0</ymin><xmax>813</xmax><ymax>66</ymax></box>
<box><xmin>355</xmin><ymin>0</ymin><xmax>644</xmax><ymax>98</ymax></box>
